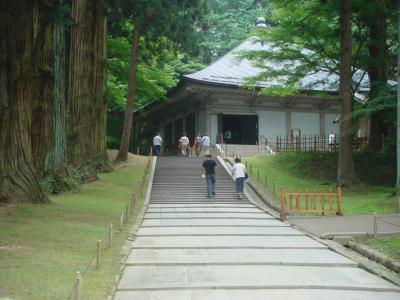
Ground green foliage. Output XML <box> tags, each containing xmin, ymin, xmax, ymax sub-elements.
<box><xmin>357</xmin><ymin>237</ymin><xmax>400</xmax><ymax>261</ymax></box>
<box><xmin>352</xmin><ymin>85</ymin><xmax>397</xmax><ymax>150</ymax></box>
<box><xmin>238</xmin><ymin>0</ymin><xmax>397</xmax><ymax>91</ymax></box>
<box><xmin>107</xmin><ymin>31</ymin><xmax>205</xmax><ymax>112</ymax></box>
<box><xmin>258</xmin><ymin>86</ymin><xmax>299</xmax><ymax>96</ymax></box>
<box><xmin>41</xmin><ymin>159</ymin><xmax>110</xmax><ymax>194</ymax></box>
<box><xmin>198</xmin><ymin>0</ymin><xmax>267</xmax><ymax>64</ymax></box>
<box><xmin>41</xmin><ymin>168</ymin><xmax>81</xmax><ymax>193</ymax></box>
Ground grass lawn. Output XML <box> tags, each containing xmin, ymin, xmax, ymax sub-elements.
<box><xmin>243</xmin><ymin>152</ymin><xmax>398</xmax><ymax>215</ymax></box>
<box><xmin>356</xmin><ymin>236</ymin><xmax>400</xmax><ymax>262</ymax></box>
<box><xmin>0</xmin><ymin>152</ymin><xmax>150</xmax><ymax>300</ymax></box>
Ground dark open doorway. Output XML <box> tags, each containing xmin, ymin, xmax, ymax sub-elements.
<box><xmin>222</xmin><ymin>114</ymin><xmax>258</xmax><ymax>145</ymax></box>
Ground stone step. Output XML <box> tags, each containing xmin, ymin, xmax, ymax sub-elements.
<box><xmin>115</xmin><ymin>289</ymin><xmax>400</xmax><ymax>300</ymax></box>
<box><xmin>126</xmin><ymin>248</ymin><xmax>357</xmax><ymax>266</ymax></box>
<box><xmin>140</xmin><ymin>218</ymin><xmax>284</xmax><ymax>227</ymax></box>
<box><xmin>131</xmin><ymin>235</ymin><xmax>326</xmax><ymax>249</ymax></box>
<box><xmin>117</xmin><ymin>265</ymin><xmax>400</xmax><ymax>292</ymax></box>
<box><xmin>146</xmin><ymin>207</ymin><xmax>262</xmax><ymax>213</ymax></box>
<box><xmin>135</xmin><ymin>226</ymin><xmax>302</xmax><ymax>236</ymax></box>
<box><xmin>143</xmin><ymin>212</ymin><xmax>272</xmax><ymax>219</ymax></box>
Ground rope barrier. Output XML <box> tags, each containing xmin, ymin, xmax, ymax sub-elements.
<box><xmin>66</xmin><ymin>158</ymin><xmax>152</xmax><ymax>299</ymax></box>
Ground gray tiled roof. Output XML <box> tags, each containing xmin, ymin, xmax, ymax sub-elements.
<box><xmin>184</xmin><ymin>38</ymin><xmax>371</xmax><ymax>93</ymax></box>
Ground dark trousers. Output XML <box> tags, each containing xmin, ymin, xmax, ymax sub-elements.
<box><xmin>154</xmin><ymin>145</ymin><xmax>161</xmax><ymax>156</ymax></box>
<box><xmin>206</xmin><ymin>174</ymin><xmax>215</xmax><ymax>197</ymax></box>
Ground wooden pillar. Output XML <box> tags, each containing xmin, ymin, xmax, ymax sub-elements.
<box><xmin>285</xmin><ymin>111</ymin><xmax>292</xmax><ymax>137</ymax></box>
<box><xmin>319</xmin><ymin>112</ymin><xmax>325</xmax><ymax>136</ymax></box>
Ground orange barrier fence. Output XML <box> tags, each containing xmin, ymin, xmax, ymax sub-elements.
<box><xmin>280</xmin><ymin>187</ymin><xmax>342</xmax><ymax>220</ymax></box>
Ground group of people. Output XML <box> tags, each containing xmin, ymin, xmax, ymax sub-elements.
<box><xmin>179</xmin><ymin>132</ymin><xmax>211</xmax><ymax>157</ymax></box>
<box><xmin>152</xmin><ymin>132</ymin><xmax>211</xmax><ymax>157</ymax></box>
<box><xmin>201</xmin><ymin>154</ymin><xmax>247</xmax><ymax>200</ymax></box>
<box><xmin>153</xmin><ymin>131</ymin><xmax>247</xmax><ymax>199</ymax></box>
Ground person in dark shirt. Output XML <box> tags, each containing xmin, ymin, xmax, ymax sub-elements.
<box><xmin>201</xmin><ymin>154</ymin><xmax>217</xmax><ymax>199</ymax></box>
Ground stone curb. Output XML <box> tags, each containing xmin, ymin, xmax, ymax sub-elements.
<box><xmin>219</xmin><ymin>157</ymin><xmax>281</xmax><ymax>213</ymax></box>
<box><xmin>110</xmin><ymin>156</ymin><xmax>157</xmax><ymax>300</ymax></box>
<box><xmin>347</xmin><ymin>240</ymin><xmax>400</xmax><ymax>274</ymax></box>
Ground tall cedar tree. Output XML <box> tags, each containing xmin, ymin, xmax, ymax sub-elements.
<box><xmin>0</xmin><ymin>1</ymin><xmax>49</xmax><ymax>203</ymax></box>
<box><xmin>338</xmin><ymin>0</ymin><xmax>358</xmax><ymax>187</ymax></box>
<box><xmin>68</xmin><ymin>0</ymin><xmax>108</xmax><ymax>168</ymax></box>
<box><xmin>114</xmin><ymin>0</ymin><xmax>207</xmax><ymax>162</ymax></box>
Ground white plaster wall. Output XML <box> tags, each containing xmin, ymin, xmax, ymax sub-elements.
<box><xmin>196</xmin><ymin>111</ymin><xmax>206</xmax><ymax>133</ymax></box>
<box><xmin>325</xmin><ymin>113</ymin><xmax>339</xmax><ymax>135</ymax></box>
<box><xmin>210</xmin><ymin>114</ymin><xmax>218</xmax><ymax>144</ymax></box>
<box><xmin>258</xmin><ymin>111</ymin><xmax>286</xmax><ymax>142</ymax></box>
<box><xmin>292</xmin><ymin>112</ymin><xmax>320</xmax><ymax>135</ymax></box>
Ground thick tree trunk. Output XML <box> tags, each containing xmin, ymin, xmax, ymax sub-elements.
<box><xmin>50</xmin><ymin>12</ymin><xmax>68</xmax><ymax>175</ymax></box>
<box><xmin>338</xmin><ymin>0</ymin><xmax>358</xmax><ymax>187</ymax></box>
<box><xmin>115</xmin><ymin>27</ymin><xmax>140</xmax><ymax>162</ymax></box>
<box><xmin>367</xmin><ymin>2</ymin><xmax>389</xmax><ymax>150</ymax></box>
<box><xmin>397</xmin><ymin>9</ymin><xmax>400</xmax><ymax>187</ymax></box>
<box><xmin>68</xmin><ymin>0</ymin><xmax>108</xmax><ymax>168</ymax></box>
<box><xmin>31</xmin><ymin>7</ymin><xmax>54</xmax><ymax>177</ymax></box>
<box><xmin>0</xmin><ymin>1</ymin><xmax>49</xmax><ymax>203</ymax></box>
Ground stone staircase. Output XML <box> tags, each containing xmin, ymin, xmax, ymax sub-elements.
<box><xmin>113</xmin><ymin>156</ymin><xmax>400</xmax><ymax>300</ymax></box>
<box><xmin>150</xmin><ymin>157</ymin><xmax>243</xmax><ymax>203</ymax></box>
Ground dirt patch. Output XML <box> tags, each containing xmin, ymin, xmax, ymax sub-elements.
<box><xmin>0</xmin><ymin>245</ymin><xmax>27</xmax><ymax>252</ymax></box>
<box><xmin>107</xmin><ymin>149</ymin><xmax>149</xmax><ymax>170</ymax></box>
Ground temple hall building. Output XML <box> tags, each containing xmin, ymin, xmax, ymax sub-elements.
<box><xmin>140</xmin><ymin>18</ymin><xmax>370</xmax><ymax>153</ymax></box>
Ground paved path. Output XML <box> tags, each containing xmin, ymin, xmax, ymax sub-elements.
<box><xmin>289</xmin><ymin>213</ymin><xmax>400</xmax><ymax>238</ymax></box>
<box><xmin>114</xmin><ymin>157</ymin><xmax>400</xmax><ymax>300</ymax></box>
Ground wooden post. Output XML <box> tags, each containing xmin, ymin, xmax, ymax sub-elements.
<box><xmin>136</xmin><ymin>146</ymin><xmax>139</xmax><ymax>155</ymax></box>
<box><xmin>96</xmin><ymin>240</ymin><xmax>101</xmax><ymax>270</ymax></box>
<box><xmin>149</xmin><ymin>146</ymin><xmax>153</xmax><ymax>156</ymax></box>
<box><xmin>305</xmin><ymin>188</ymin><xmax>309</xmax><ymax>210</ymax></box>
<box><xmin>125</xmin><ymin>204</ymin><xmax>129</xmax><ymax>224</ymax></box>
<box><xmin>329</xmin><ymin>188</ymin><xmax>333</xmax><ymax>210</ymax></box>
<box><xmin>280</xmin><ymin>188</ymin><xmax>286</xmax><ymax>221</ymax></box>
<box><xmin>313</xmin><ymin>189</ymin><xmax>317</xmax><ymax>209</ymax></box>
<box><xmin>130</xmin><ymin>193</ymin><xmax>135</xmax><ymax>214</ymax></box>
<box><xmin>108</xmin><ymin>223</ymin><xmax>113</xmax><ymax>248</ymax></box>
<box><xmin>140</xmin><ymin>177</ymin><xmax>144</xmax><ymax>197</ymax></box>
<box><xmin>336</xmin><ymin>187</ymin><xmax>343</xmax><ymax>215</ymax></box>
<box><xmin>74</xmin><ymin>271</ymin><xmax>81</xmax><ymax>300</ymax></box>
<box><xmin>289</xmin><ymin>189</ymin><xmax>293</xmax><ymax>210</ymax></box>
<box><xmin>373</xmin><ymin>212</ymin><xmax>378</xmax><ymax>237</ymax></box>
<box><xmin>321</xmin><ymin>190</ymin><xmax>325</xmax><ymax>216</ymax></box>
<box><xmin>119</xmin><ymin>212</ymin><xmax>124</xmax><ymax>231</ymax></box>
<box><xmin>296</xmin><ymin>188</ymin><xmax>300</xmax><ymax>209</ymax></box>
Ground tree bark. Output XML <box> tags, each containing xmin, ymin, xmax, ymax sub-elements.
<box><xmin>115</xmin><ymin>26</ymin><xmax>141</xmax><ymax>162</ymax></box>
<box><xmin>31</xmin><ymin>7</ymin><xmax>54</xmax><ymax>177</ymax></box>
<box><xmin>366</xmin><ymin>1</ymin><xmax>389</xmax><ymax>150</ymax></box>
<box><xmin>338</xmin><ymin>0</ymin><xmax>358</xmax><ymax>187</ymax></box>
<box><xmin>50</xmin><ymin>9</ymin><xmax>68</xmax><ymax>176</ymax></box>
<box><xmin>397</xmin><ymin>9</ymin><xmax>400</xmax><ymax>187</ymax></box>
<box><xmin>0</xmin><ymin>0</ymin><xmax>49</xmax><ymax>203</ymax></box>
<box><xmin>68</xmin><ymin>0</ymin><xmax>108</xmax><ymax>168</ymax></box>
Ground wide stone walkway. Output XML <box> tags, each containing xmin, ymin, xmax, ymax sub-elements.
<box><xmin>114</xmin><ymin>157</ymin><xmax>400</xmax><ymax>300</ymax></box>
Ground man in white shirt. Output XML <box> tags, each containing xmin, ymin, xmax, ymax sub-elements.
<box><xmin>179</xmin><ymin>132</ymin><xmax>190</xmax><ymax>157</ymax></box>
<box><xmin>153</xmin><ymin>132</ymin><xmax>162</xmax><ymax>156</ymax></box>
<box><xmin>201</xmin><ymin>132</ymin><xmax>210</xmax><ymax>155</ymax></box>
<box><xmin>328</xmin><ymin>131</ymin><xmax>335</xmax><ymax>151</ymax></box>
